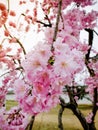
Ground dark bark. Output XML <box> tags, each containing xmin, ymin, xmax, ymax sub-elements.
<box><xmin>53</xmin><ymin>0</ymin><xmax>62</xmax><ymax>42</ymax></box>
<box><xmin>58</xmin><ymin>105</ymin><xmax>64</xmax><ymax>130</ymax></box>
<box><xmin>59</xmin><ymin>92</ymin><xmax>97</xmax><ymax>130</ymax></box>
<box><xmin>70</xmin><ymin>104</ymin><xmax>97</xmax><ymax>130</ymax></box>
<box><xmin>88</xmin><ymin>122</ymin><xmax>96</xmax><ymax>130</ymax></box>
<box><xmin>85</xmin><ymin>29</ymin><xmax>97</xmax><ymax>130</ymax></box>
<box><xmin>85</xmin><ymin>28</ymin><xmax>93</xmax><ymax>61</ymax></box>
<box><xmin>59</xmin><ymin>101</ymin><xmax>97</xmax><ymax>130</ymax></box>
<box><xmin>66</xmin><ymin>103</ymin><xmax>89</xmax><ymax>130</ymax></box>
<box><xmin>59</xmin><ymin>96</ymin><xmax>89</xmax><ymax>130</ymax></box>
<box><xmin>58</xmin><ymin>102</ymin><xmax>88</xmax><ymax>130</ymax></box>
<box><xmin>58</xmin><ymin>27</ymin><xmax>97</xmax><ymax>130</ymax></box>
<box><xmin>25</xmin><ymin>116</ymin><xmax>35</xmax><ymax>130</ymax></box>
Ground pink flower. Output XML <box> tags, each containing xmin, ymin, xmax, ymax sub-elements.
<box><xmin>0</xmin><ymin>107</ymin><xmax>29</xmax><ymax>130</ymax></box>
<box><xmin>74</xmin><ymin>96</ymin><xmax>79</xmax><ymax>101</ymax></box>
<box><xmin>22</xmin><ymin>42</ymin><xmax>52</xmax><ymax>75</ymax></box>
<box><xmin>9</xmin><ymin>37</ymin><xmax>17</xmax><ymax>43</ymax></box>
<box><xmin>86</xmin><ymin>112</ymin><xmax>93</xmax><ymax>123</ymax></box>
<box><xmin>74</xmin><ymin>0</ymin><xmax>95</xmax><ymax>7</ymax></box>
<box><xmin>30</xmin><ymin>0</ymin><xmax>34</xmax><ymax>2</ymax></box>
<box><xmin>0</xmin><ymin>3</ymin><xmax>8</xmax><ymax>27</ymax></box>
<box><xmin>0</xmin><ymin>87</ymin><xmax>7</xmax><ymax>108</ymax></box>
<box><xmin>4</xmin><ymin>30</ymin><xmax>10</xmax><ymax>37</ymax></box>
<box><xmin>96</xmin><ymin>103</ymin><xmax>98</xmax><ymax>106</ymax></box>
<box><xmin>9</xmin><ymin>21</ymin><xmax>16</xmax><ymax>28</ymax></box>
<box><xmin>14</xmin><ymin>79</ymin><xmax>28</xmax><ymax>100</ymax></box>
<box><xmin>53</xmin><ymin>49</ymin><xmax>83</xmax><ymax>78</ymax></box>
<box><xmin>44</xmin><ymin>28</ymin><xmax>54</xmax><ymax>44</ymax></box>
<box><xmin>9</xmin><ymin>10</ymin><xmax>16</xmax><ymax>16</ymax></box>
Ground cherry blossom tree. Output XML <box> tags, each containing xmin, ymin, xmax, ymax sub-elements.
<box><xmin>0</xmin><ymin>0</ymin><xmax>98</xmax><ymax>130</ymax></box>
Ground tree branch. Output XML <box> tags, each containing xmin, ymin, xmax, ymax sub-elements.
<box><xmin>85</xmin><ymin>29</ymin><xmax>93</xmax><ymax>61</ymax></box>
<box><xmin>85</xmin><ymin>29</ymin><xmax>98</xmax><ymax>127</ymax></box>
<box><xmin>4</xmin><ymin>24</ymin><xmax>26</xmax><ymax>55</ymax></box>
<box><xmin>53</xmin><ymin>0</ymin><xmax>62</xmax><ymax>42</ymax></box>
<box><xmin>93</xmin><ymin>29</ymin><xmax>98</xmax><ymax>36</ymax></box>
<box><xmin>37</xmin><ymin>14</ymin><xmax>52</xmax><ymax>27</ymax></box>
<box><xmin>25</xmin><ymin>116</ymin><xmax>35</xmax><ymax>130</ymax></box>
<box><xmin>36</xmin><ymin>20</ymin><xmax>52</xmax><ymax>27</ymax></box>
<box><xmin>7</xmin><ymin>0</ymin><xmax>10</xmax><ymax>12</ymax></box>
<box><xmin>58</xmin><ymin>105</ymin><xmax>64</xmax><ymax>130</ymax></box>
<box><xmin>59</xmin><ymin>97</ymin><xmax>89</xmax><ymax>130</ymax></box>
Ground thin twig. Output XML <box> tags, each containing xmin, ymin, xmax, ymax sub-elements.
<box><xmin>36</xmin><ymin>20</ymin><xmax>52</xmax><ymax>27</ymax></box>
<box><xmin>85</xmin><ymin>29</ymin><xmax>93</xmax><ymax>62</ymax></box>
<box><xmin>93</xmin><ymin>29</ymin><xmax>98</xmax><ymax>36</ymax></box>
<box><xmin>37</xmin><ymin>14</ymin><xmax>52</xmax><ymax>27</ymax></box>
<box><xmin>15</xmin><ymin>38</ymin><xmax>26</xmax><ymax>55</ymax></box>
<box><xmin>0</xmin><ymin>67</ymin><xmax>23</xmax><ymax>78</ymax></box>
<box><xmin>7</xmin><ymin>0</ymin><xmax>10</xmax><ymax>12</ymax></box>
<box><xmin>4</xmin><ymin>24</ymin><xmax>26</xmax><ymax>55</ymax></box>
<box><xmin>53</xmin><ymin>0</ymin><xmax>62</xmax><ymax>42</ymax></box>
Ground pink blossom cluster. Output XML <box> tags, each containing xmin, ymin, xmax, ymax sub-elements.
<box><xmin>0</xmin><ymin>3</ymin><xmax>8</xmax><ymax>27</ymax></box>
<box><xmin>42</xmin><ymin>7</ymin><xmax>98</xmax><ymax>42</ymax></box>
<box><xmin>42</xmin><ymin>0</ymin><xmax>58</xmax><ymax>14</ymax></box>
<box><xmin>13</xmin><ymin>34</ymin><xmax>85</xmax><ymax>115</ymax></box>
<box><xmin>73</xmin><ymin>0</ymin><xmax>96</xmax><ymax>7</ymax></box>
<box><xmin>0</xmin><ymin>45</ymin><xmax>22</xmax><ymax>70</ymax></box>
<box><xmin>14</xmin><ymin>42</ymin><xmax>62</xmax><ymax>115</ymax></box>
<box><xmin>0</xmin><ymin>86</ymin><xmax>7</xmax><ymax>108</ymax></box>
<box><xmin>62</xmin><ymin>9</ymin><xmax>98</xmax><ymax>38</ymax></box>
<box><xmin>0</xmin><ymin>47</ymin><xmax>12</xmax><ymax>68</ymax></box>
<box><xmin>42</xmin><ymin>0</ymin><xmax>95</xmax><ymax>13</ymax></box>
<box><xmin>0</xmin><ymin>47</ymin><xmax>23</xmax><ymax>91</ymax></box>
<box><xmin>85</xmin><ymin>61</ymin><xmax>98</xmax><ymax>99</ymax></box>
<box><xmin>0</xmin><ymin>2</ymin><xmax>18</xmax><ymax>37</ymax></box>
<box><xmin>0</xmin><ymin>107</ymin><xmax>29</xmax><ymax>130</ymax></box>
<box><xmin>85</xmin><ymin>75</ymin><xmax>98</xmax><ymax>97</ymax></box>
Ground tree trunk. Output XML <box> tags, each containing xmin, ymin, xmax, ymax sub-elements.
<box><xmin>58</xmin><ymin>106</ymin><xmax>64</xmax><ymax>130</ymax></box>
<box><xmin>69</xmin><ymin>104</ymin><xmax>96</xmax><ymax>130</ymax></box>
<box><xmin>88</xmin><ymin>122</ymin><xmax>96</xmax><ymax>130</ymax></box>
<box><xmin>59</xmin><ymin>101</ymin><xmax>97</xmax><ymax>130</ymax></box>
<box><xmin>25</xmin><ymin>116</ymin><xmax>35</xmax><ymax>130</ymax></box>
<box><xmin>69</xmin><ymin>104</ymin><xmax>89</xmax><ymax>130</ymax></box>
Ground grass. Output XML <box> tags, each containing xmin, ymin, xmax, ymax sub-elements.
<box><xmin>33</xmin><ymin>105</ymin><xmax>98</xmax><ymax>130</ymax></box>
<box><xmin>6</xmin><ymin>100</ymin><xmax>18</xmax><ymax>110</ymax></box>
<box><xmin>6</xmin><ymin>100</ymin><xmax>98</xmax><ymax>130</ymax></box>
